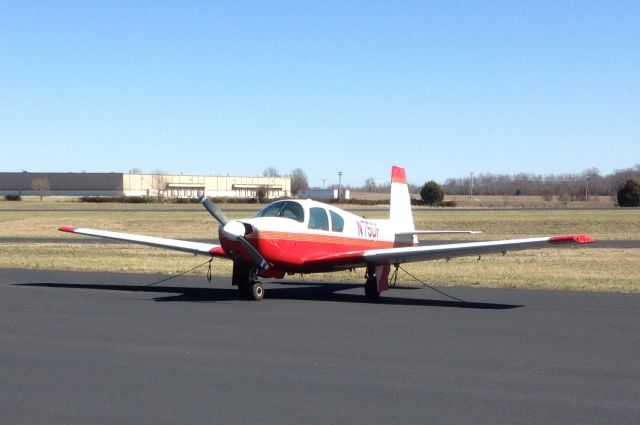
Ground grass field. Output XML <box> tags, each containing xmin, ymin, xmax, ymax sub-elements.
<box><xmin>350</xmin><ymin>192</ymin><xmax>617</xmax><ymax>209</ymax></box>
<box><xmin>1</xmin><ymin>200</ymin><xmax>639</xmax><ymax>293</ymax></box>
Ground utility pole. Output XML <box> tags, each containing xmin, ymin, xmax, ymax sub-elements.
<box><xmin>469</xmin><ymin>172</ymin><xmax>474</xmax><ymax>198</ymax></box>
<box><xmin>338</xmin><ymin>171</ymin><xmax>343</xmax><ymax>201</ymax></box>
<box><xmin>585</xmin><ymin>177</ymin><xmax>589</xmax><ymax>201</ymax></box>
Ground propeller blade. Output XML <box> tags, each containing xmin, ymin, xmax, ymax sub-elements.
<box><xmin>237</xmin><ymin>236</ymin><xmax>269</xmax><ymax>270</ymax></box>
<box><xmin>198</xmin><ymin>196</ymin><xmax>229</xmax><ymax>226</ymax></box>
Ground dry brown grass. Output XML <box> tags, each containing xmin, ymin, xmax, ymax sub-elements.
<box><xmin>349</xmin><ymin>193</ymin><xmax>616</xmax><ymax>208</ymax></box>
<box><xmin>3</xmin><ymin>207</ymin><xmax>639</xmax><ymax>241</ymax></box>
<box><xmin>410</xmin><ymin>209</ymin><xmax>640</xmax><ymax>241</ymax></box>
<box><xmin>0</xmin><ymin>243</ymin><xmax>231</xmax><ymax>275</ymax></box>
<box><xmin>0</xmin><ymin>243</ymin><xmax>636</xmax><ymax>293</ymax></box>
<box><xmin>444</xmin><ymin>195</ymin><xmax>615</xmax><ymax>209</ymax></box>
<box><xmin>303</xmin><ymin>248</ymin><xmax>640</xmax><ymax>293</ymax></box>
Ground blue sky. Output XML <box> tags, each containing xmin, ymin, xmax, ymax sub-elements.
<box><xmin>1</xmin><ymin>1</ymin><xmax>638</xmax><ymax>187</ymax></box>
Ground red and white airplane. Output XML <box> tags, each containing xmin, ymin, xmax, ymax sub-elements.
<box><xmin>59</xmin><ymin>166</ymin><xmax>594</xmax><ymax>300</ymax></box>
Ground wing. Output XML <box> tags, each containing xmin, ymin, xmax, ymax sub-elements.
<box><xmin>363</xmin><ymin>234</ymin><xmax>594</xmax><ymax>265</ymax></box>
<box><xmin>58</xmin><ymin>226</ymin><xmax>227</xmax><ymax>258</ymax></box>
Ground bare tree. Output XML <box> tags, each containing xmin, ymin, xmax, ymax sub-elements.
<box><xmin>31</xmin><ymin>177</ymin><xmax>50</xmax><ymax>201</ymax></box>
<box><xmin>443</xmin><ymin>169</ymin><xmax>615</xmax><ymax>198</ymax></box>
<box><xmin>364</xmin><ymin>178</ymin><xmax>376</xmax><ymax>192</ymax></box>
<box><xmin>290</xmin><ymin>168</ymin><xmax>309</xmax><ymax>196</ymax></box>
<box><xmin>151</xmin><ymin>169</ymin><xmax>168</xmax><ymax>201</ymax></box>
<box><xmin>263</xmin><ymin>166</ymin><xmax>280</xmax><ymax>177</ymax></box>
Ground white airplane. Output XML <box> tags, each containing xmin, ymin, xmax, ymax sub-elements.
<box><xmin>59</xmin><ymin>166</ymin><xmax>594</xmax><ymax>300</ymax></box>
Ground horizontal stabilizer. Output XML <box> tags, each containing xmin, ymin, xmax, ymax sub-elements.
<box><xmin>395</xmin><ymin>230</ymin><xmax>482</xmax><ymax>236</ymax></box>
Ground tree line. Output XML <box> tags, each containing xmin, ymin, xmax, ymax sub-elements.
<box><xmin>441</xmin><ymin>165</ymin><xmax>640</xmax><ymax>199</ymax></box>
<box><xmin>270</xmin><ymin>163</ymin><xmax>640</xmax><ymax>204</ymax></box>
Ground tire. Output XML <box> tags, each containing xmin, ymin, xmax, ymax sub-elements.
<box><xmin>250</xmin><ymin>282</ymin><xmax>264</xmax><ymax>301</ymax></box>
<box><xmin>364</xmin><ymin>277</ymin><xmax>380</xmax><ymax>298</ymax></box>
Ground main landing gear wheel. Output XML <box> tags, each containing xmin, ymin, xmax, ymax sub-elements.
<box><xmin>364</xmin><ymin>276</ymin><xmax>380</xmax><ymax>299</ymax></box>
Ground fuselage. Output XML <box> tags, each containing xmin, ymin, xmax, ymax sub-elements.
<box><xmin>218</xmin><ymin>199</ymin><xmax>414</xmax><ymax>277</ymax></box>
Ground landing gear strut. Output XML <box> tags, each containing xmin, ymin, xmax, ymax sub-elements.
<box><xmin>364</xmin><ymin>266</ymin><xmax>380</xmax><ymax>299</ymax></box>
<box><xmin>233</xmin><ymin>262</ymin><xmax>264</xmax><ymax>300</ymax></box>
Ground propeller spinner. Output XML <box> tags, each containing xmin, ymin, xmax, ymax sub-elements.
<box><xmin>198</xmin><ymin>195</ymin><xmax>269</xmax><ymax>271</ymax></box>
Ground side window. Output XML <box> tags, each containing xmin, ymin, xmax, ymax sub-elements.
<box><xmin>330</xmin><ymin>211</ymin><xmax>344</xmax><ymax>232</ymax></box>
<box><xmin>308</xmin><ymin>207</ymin><xmax>329</xmax><ymax>231</ymax></box>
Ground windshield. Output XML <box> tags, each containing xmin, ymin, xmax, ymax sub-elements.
<box><xmin>256</xmin><ymin>201</ymin><xmax>305</xmax><ymax>223</ymax></box>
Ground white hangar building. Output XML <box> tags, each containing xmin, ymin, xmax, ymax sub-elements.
<box><xmin>0</xmin><ymin>172</ymin><xmax>292</xmax><ymax>199</ymax></box>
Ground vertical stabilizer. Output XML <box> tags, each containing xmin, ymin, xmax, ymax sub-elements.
<box><xmin>390</xmin><ymin>166</ymin><xmax>417</xmax><ymax>245</ymax></box>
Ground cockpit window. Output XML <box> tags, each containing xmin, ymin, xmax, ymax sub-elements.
<box><xmin>308</xmin><ymin>207</ymin><xmax>329</xmax><ymax>231</ymax></box>
<box><xmin>330</xmin><ymin>211</ymin><xmax>344</xmax><ymax>232</ymax></box>
<box><xmin>256</xmin><ymin>201</ymin><xmax>305</xmax><ymax>223</ymax></box>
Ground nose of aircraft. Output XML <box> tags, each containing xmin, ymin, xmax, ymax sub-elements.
<box><xmin>221</xmin><ymin>220</ymin><xmax>247</xmax><ymax>241</ymax></box>
<box><xmin>219</xmin><ymin>220</ymin><xmax>269</xmax><ymax>271</ymax></box>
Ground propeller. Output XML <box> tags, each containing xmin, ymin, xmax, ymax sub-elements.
<box><xmin>198</xmin><ymin>195</ymin><xmax>268</xmax><ymax>270</ymax></box>
<box><xmin>198</xmin><ymin>195</ymin><xmax>229</xmax><ymax>226</ymax></box>
<box><xmin>237</xmin><ymin>237</ymin><xmax>269</xmax><ymax>270</ymax></box>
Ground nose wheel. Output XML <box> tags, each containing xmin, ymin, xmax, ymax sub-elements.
<box><xmin>233</xmin><ymin>263</ymin><xmax>264</xmax><ymax>300</ymax></box>
<box><xmin>238</xmin><ymin>281</ymin><xmax>264</xmax><ymax>300</ymax></box>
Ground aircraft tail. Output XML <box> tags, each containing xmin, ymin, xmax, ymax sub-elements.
<box><xmin>389</xmin><ymin>166</ymin><xmax>417</xmax><ymax>245</ymax></box>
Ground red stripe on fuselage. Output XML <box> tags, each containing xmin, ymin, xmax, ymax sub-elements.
<box><xmin>247</xmin><ymin>230</ymin><xmax>411</xmax><ymax>274</ymax></box>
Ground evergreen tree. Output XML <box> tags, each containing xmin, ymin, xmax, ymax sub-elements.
<box><xmin>617</xmin><ymin>180</ymin><xmax>640</xmax><ymax>207</ymax></box>
<box><xmin>420</xmin><ymin>181</ymin><xmax>444</xmax><ymax>206</ymax></box>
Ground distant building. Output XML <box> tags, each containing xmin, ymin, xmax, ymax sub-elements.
<box><xmin>298</xmin><ymin>188</ymin><xmax>350</xmax><ymax>200</ymax></box>
<box><xmin>0</xmin><ymin>172</ymin><xmax>291</xmax><ymax>199</ymax></box>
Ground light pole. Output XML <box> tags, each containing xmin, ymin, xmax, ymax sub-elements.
<box><xmin>338</xmin><ymin>171</ymin><xmax>343</xmax><ymax>201</ymax></box>
<box><xmin>469</xmin><ymin>172</ymin><xmax>474</xmax><ymax>198</ymax></box>
<box><xmin>585</xmin><ymin>177</ymin><xmax>590</xmax><ymax>201</ymax></box>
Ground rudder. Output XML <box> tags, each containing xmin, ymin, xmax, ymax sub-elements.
<box><xmin>390</xmin><ymin>166</ymin><xmax>417</xmax><ymax>245</ymax></box>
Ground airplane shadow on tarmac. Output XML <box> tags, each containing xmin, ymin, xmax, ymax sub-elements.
<box><xmin>16</xmin><ymin>279</ymin><xmax>521</xmax><ymax>310</ymax></box>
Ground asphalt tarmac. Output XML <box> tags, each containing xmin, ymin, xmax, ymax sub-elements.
<box><xmin>1</xmin><ymin>269</ymin><xmax>638</xmax><ymax>425</ymax></box>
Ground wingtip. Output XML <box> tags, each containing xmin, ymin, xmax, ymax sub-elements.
<box><xmin>58</xmin><ymin>226</ymin><xmax>78</xmax><ymax>233</ymax></box>
<box><xmin>550</xmin><ymin>234</ymin><xmax>595</xmax><ymax>244</ymax></box>
<box><xmin>575</xmin><ymin>234</ymin><xmax>595</xmax><ymax>244</ymax></box>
